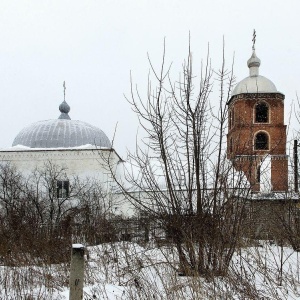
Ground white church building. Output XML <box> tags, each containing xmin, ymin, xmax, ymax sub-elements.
<box><xmin>0</xmin><ymin>96</ymin><xmax>123</xmax><ymax>200</ymax></box>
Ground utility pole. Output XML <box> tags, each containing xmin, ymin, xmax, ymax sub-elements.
<box><xmin>294</xmin><ymin>140</ymin><xmax>298</xmax><ymax>193</ymax></box>
<box><xmin>69</xmin><ymin>244</ymin><xmax>85</xmax><ymax>300</ymax></box>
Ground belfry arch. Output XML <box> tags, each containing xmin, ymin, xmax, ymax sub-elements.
<box><xmin>254</xmin><ymin>101</ymin><xmax>269</xmax><ymax>123</ymax></box>
<box><xmin>254</xmin><ymin>131</ymin><xmax>269</xmax><ymax>151</ymax></box>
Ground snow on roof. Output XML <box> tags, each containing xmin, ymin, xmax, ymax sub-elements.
<box><xmin>0</xmin><ymin>144</ymin><xmax>110</xmax><ymax>151</ymax></box>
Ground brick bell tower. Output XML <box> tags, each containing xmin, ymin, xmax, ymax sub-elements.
<box><xmin>227</xmin><ymin>42</ymin><xmax>288</xmax><ymax>192</ymax></box>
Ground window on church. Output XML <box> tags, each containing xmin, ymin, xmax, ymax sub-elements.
<box><xmin>254</xmin><ymin>132</ymin><xmax>269</xmax><ymax>150</ymax></box>
<box><xmin>57</xmin><ymin>180</ymin><xmax>70</xmax><ymax>198</ymax></box>
<box><xmin>255</xmin><ymin>102</ymin><xmax>269</xmax><ymax>123</ymax></box>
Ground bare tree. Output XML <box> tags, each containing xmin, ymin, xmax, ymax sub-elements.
<box><xmin>106</xmin><ymin>39</ymin><xmax>251</xmax><ymax>277</ymax></box>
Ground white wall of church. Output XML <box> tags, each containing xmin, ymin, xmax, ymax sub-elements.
<box><xmin>0</xmin><ymin>148</ymin><xmax>139</xmax><ymax>216</ymax></box>
<box><xmin>0</xmin><ymin>148</ymin><xmax>120</xmax><ymax>184</ymax></box>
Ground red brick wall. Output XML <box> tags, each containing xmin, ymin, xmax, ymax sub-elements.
<box><xmin>271</xmin><ymin>158</ymin><xmax>288</xmax><ymax>191</ymax></box>
<box><xmin>227</xmin><ymin>93</ymin><xmax>288</xmax><ymax>192</ymax></box>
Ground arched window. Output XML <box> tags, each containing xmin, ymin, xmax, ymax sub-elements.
<box><xmin>255</xmin><ymin>102</ymin><xmax>269</xmax><ymax>123</ymax></box>
<box><xmin>255</xmin><ymin>132</ymin><xmax>269</xmax><ymax>150</ymax></box>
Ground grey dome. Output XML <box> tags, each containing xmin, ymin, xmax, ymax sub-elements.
<box><xmin>232</xmin><ymin>50</ymin><xmax>277</xmax><ymax>96</ymax></box>
<box><xmin>13</xmin><ymin>119</ymin><xmax>111</xmax><ymax>148</ymax></box>
<box><xmin>232</xmin><ymin>75</ymin><xmax>277</xmax><ymax>96</ymax></box>
<box><xmin>12</xmin><ymin>100</ymin><xmax>111</xmax><ymax>148</ymax></box>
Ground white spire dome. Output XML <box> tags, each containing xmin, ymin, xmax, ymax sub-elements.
<box><xmin>231</xmin><ymin>50</ymin><xmax>277</xmax><ymax>96</ymax></box>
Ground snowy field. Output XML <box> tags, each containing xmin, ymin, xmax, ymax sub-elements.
<box><xmin>1</xmin><ymin>241</ymin><xmax>300</xmax><ymax>299</ymax></box>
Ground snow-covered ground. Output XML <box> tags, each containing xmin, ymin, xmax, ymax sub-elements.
<box><xmin>1</xmin><ymin>241</ymin><xmax>300</xmax><ymax>299</ymax></box>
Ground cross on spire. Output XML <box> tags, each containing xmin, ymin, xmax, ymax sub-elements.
<box><xmin>63</xmin><ymin>81</ymin><xmax>66</xmax><ymax>101</ymax></box>
<box><xmin>252</xmin><ymin>29</ymin><xmax>256</xmax><ymax>51</ymax></box>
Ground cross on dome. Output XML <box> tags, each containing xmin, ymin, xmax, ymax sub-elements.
<box><xmin>248</xmin><ymin>30</ymin><xmax>261</xmax><ymax>77</ymax></box>
<box><xmin>252</xmin><ymin>29</ymin><xmax>256</xmax><ymax>51</ymax></box>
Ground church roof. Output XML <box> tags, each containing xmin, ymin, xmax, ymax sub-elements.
<box><xmin>12</xmin><ymin>100</ymin><xmax>111</xmax><ymax>149</ymax></box>
<box><xmin>231</xmin><ymin>50</ymin><xmax>278</xmax><ymax>97</ymax></box>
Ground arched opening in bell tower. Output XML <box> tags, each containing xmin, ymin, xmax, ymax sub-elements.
<box><xmin>254</xmin><ymin>131</ymin><xmax>269</xmax><ymax>150</ymax></box>
<box><xmin>255</xmin><ymin>102</ymin><xmax>269</xmax><ymax>123</ymax></box>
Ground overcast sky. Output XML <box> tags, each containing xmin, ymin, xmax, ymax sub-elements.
<box><xmin>0</xmin><ymin>0</ymin><xmax>299</xmax><ymax>157</ymax></box>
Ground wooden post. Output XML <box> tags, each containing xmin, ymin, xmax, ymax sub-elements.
<box><xmin>69</xmin><ymin>244</ymin><xmax>85</xmax><ymax>300</ymax></box>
